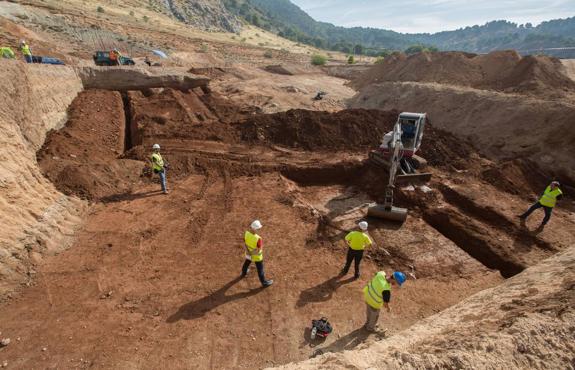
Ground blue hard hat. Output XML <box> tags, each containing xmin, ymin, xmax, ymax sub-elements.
<box><xmin>392</xmin><ymin>271</ymin><xmax>407</xmax><ymax>286</ymax></box>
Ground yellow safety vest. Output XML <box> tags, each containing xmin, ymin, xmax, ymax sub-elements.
<box><xmin>539</xmin><ymin>186</ymin><xmax>562</xmax><ymax>208</ymax></box>
<box><xmin>1</xmin><ymin>47</ymin><xmax>15</xmax><ymax>58</ymax></box>
<box><xmin>151</xmin><ymin>153</ymin><xmax>164</xmax><ymax>171</ymax></box>
<box><xmin>21</xmin><ymin>44</ymin><xmax>31</xmax><ymax>56</ymax></box>
<box><xmin>244</xmin><ymin>231</ymin><xmax>263</xmax><ymax>262</ymax></box>
<box><xmin>345</xmin><ymin>231</ymin><xmax>372</xmax><ymax>251</ymax></box>
<box><xmin>363</xmin><ymin>271</ymin><xmax>391</xmax><ymax>310</ymax></box>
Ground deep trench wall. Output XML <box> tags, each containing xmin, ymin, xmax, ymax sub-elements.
<box><xmin>0</xmin><ymin>61</ymin><xmax>86</xmax><ymax>295</ymax></box>
<box><xmin>350</xmin><ymin>82</ymin><xmax>575</xmax><ymax>185</ymax></box>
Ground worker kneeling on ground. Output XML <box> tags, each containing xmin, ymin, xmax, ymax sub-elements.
<box><xmin>1</xmin><ymin>46</ymin><xmax>16</xmax><ymax>59</ymax></box>
<box><xmin>340</xmin><ymin>221</ymin><xmax>372</xmax><ymax>279</ymax></box>
<box><xmin>241</xmin><ymin>220</ymin><xmax>273</xmax><ymax>287</ymax></box>
<box><xmin>150</xmin><ymin>144</ymin><xmax>168</xmax><ymax>194</ymax></box>
<box><xmin>519</xmin><ymin>181</ymin><xmax>563</xmax><ymax>228</ymax></box>
<box><xmin>363</xmin><ymin>270</ymin><xmax>406</xmax><ymax>333</ymax></box>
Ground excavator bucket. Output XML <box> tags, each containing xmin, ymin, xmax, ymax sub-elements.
<box><xmin>367</xmin><ymin>204</ymin><xmax>408</xmax><ymax>222</ymax></box>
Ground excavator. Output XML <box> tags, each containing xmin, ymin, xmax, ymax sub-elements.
<box><xmin>367</xmin><ymin>112</ymin><xmax>431</xmax><ymax>222</ymax></box>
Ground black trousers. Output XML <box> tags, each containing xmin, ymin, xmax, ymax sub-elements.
<box><xmin>342</xmin><ymin>248</ymin><xmax>364</xmax><ymax>276</ymax></box>
<box><xmin>242</xmin><ymin>259</ymin><xmax>266</xmax><ymax>284</ymax></box>
<box><xmin>521</xmin><ymin>202</ymin><xmax>553</xmax><ymax>225</ymax></box>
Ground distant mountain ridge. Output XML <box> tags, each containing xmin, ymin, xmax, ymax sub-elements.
<box><xmin>223</xmin><ymin>0</ymin><xmax>575</xmax><ymax>57</ymax></box>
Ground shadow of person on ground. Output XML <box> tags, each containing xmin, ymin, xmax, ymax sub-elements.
<box><xmin>100</xmin><ymin>190</ymin><xmax>163</xmax><ymax>203</ymax></box>
<box><xmin>296</xmin><ymin>275</ymin><xmax>355</xmax><ymax>308</ymax></box>
<box><xmin>310</xmin><ymin>327</ymin><xmax>373</xmax><ymax>357</ymax></box>
<box><xmin>166</xmin><ymin>276</ymin><xmax>264</xmax><ymax>322</ymax></box>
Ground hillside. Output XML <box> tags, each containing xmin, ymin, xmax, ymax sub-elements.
<box><xmin>227</xmin><ymin>0</ymin><xmax>575</xmax><ymax>57</ymax></box>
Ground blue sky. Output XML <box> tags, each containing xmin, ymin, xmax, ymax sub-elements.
<box><xmin>290</xmin><ymin>0</ymin><xmax>575</xmax><ymax>33</ymax></box>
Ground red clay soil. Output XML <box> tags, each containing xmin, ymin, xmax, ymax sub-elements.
<box><xmin>38</xmin><ymin>90</ymin><xmax>143</xmax><ymax>200</ymax></box>
<box><xmin>240</xmin><ymin>109</ymin><xmax>399</xmax><ymax>151</ymax></box>
<box><xmin>352</xmin><ymin>50</ymin><xmax>575</xmax><ymax>97</ymax></box>
<box><xmin>5</xmin><ymin>84</ymin><xmax>575</xmax><ymax>369</ymax></box>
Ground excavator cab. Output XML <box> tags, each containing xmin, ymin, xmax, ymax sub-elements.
<box><xmin>398</xmin><ymin>112</ymin><xmax>426</xmax><ymax>157</ymax></box>
<box><xmin>369</xmin><ymin>112</ymin><xmax>431</xmax><ymax>182</ymax></box>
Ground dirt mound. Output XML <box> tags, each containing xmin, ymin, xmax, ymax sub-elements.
<box><xmin>353</xmin><ymin>50</ymin><xmax>575</xmax><ymax>97</ymax></box>
<box><xmin>240</xmin><ymin>109</ymin><xmax>398</xmax><ymax>151</ymax></box>
<box><xmin>38</xmin><ymin>90</ymin><xmax>144</xmax><ymax>200</ymax></box>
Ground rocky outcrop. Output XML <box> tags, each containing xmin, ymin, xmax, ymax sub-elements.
<box><xmin>78</xmin><ymin>66</ymin><xmax>210</xmax><ymax>92</ymax></box>
<box><xmin>158</xmin><ymin>0</ymin><xmax>242</xmax><ymax>33</ymax></box>
<box><xmin>0</xmin><ymin>62</ymin><xmax>87</xmax><ymax>296</ymax></box>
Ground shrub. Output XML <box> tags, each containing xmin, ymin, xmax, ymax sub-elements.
<box><xmin>199</xmin><ymin>43</ymin><xmax>209</xmax><ymax>53</ymax></box>
<box><xmin>311</xmin><ymin>54</ymin><xmax>327</xmax><ymax>66</ymax></box>
<box><xmin>263</xmin><ymin>50</ymin><xmax>273</xmax><ymax>58</ymax></box>
<box><xmin>129</xmin><ymin>11</ymin><xmax>134</xmax><ymax>16</ymax></box>
<box><xmin>143</xmin><ymin>15</ymin><xmax>149</xmax><ymax>22</ymax></box>
<box><xmin>347</xmin><ymin>55</ymin><xmax>355</xmax><ymax>64</ymax></box>
<box><xmin>97</xmin><ymin>6</ymin><xmax>105</xmax><ymax>13</ymax></box>
<box><xmin>375</xmin><ymin>56</ymin><xmax>386</xmax><ymax>64</ymax></box>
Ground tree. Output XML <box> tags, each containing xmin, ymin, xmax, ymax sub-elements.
<box><xmin>354</xmin><ymin>44</ymin><xmax>364</xmax><ymax>55</ymax></box>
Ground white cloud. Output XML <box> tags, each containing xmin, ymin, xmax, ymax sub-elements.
<box><xmin>290</xmin><ymin>0</ymin><xmax>575</xmax><ymax>33</ymax></box>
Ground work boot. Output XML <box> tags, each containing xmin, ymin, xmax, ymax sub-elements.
<box><xmin>262</xmin><ymin>279</ymin><xmax>273</xmax><ymax>288</ymax></box>
<box><xmin>518</xmin><ymin>214</ymin><xmax>526</xmax><ymax>219</ymax></box>
<box><xmin>353</xmin><ymin>273</ymin><xmax>360</xmax><ymax>280</ymax></box>
<box><xmin>338</xmin><ymin>269</ymin><xmax>348</xmax><ymax>277</ymax></box>
<box><xmin>240</xmin><ymin>268</ymin><xmax>250</xmax><ymax>278</ymax></box>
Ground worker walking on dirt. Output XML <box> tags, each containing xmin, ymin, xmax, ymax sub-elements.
<box><xmin>363</xmin><ymin>270</ymin><xmax>406</xmax><ymax>333</ymax></box>
<box><xmin>1</xmin><ymin>46</ymin><xmax>16</xmax><ymax>59</ymax></box>
<box><xmin>241</xmin><ymin>220</ymin><xmax>273</xmax><ymax>287</ymax></box>
<box><xmin>150</xmin><ymin>144</ymin><xmax>168</xmax><ymax>194</ymax></box>
<box><xmin>340</xmin><ymin>221</ymin><xmax>372</xmax><ymax>279</ymax></box>
<box><xmin>519</xmin><ymin>181</ymin><xmax>563</xmax><ymax>228</ymax></box>
<box><xmin>20</xmin><ymin>40</ymin><xmax>32</xmax><ymax>63</ymax></box>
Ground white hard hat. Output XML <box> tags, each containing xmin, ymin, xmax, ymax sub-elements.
<box><xmin>251</xmin><ymin>220</ymin><xmax>262</xmax><ymax>230</ymax></box>
<box><xmin>551</xmin><ymin>181</ymin><xmax>560</xmax><ymax>186</ymax></box>
<box><xmin>358</xmin><ymin>221</ymin><xmax>368</xmax><ymax>230</ymax></box>
<box><xmin>20</xmin><ymin>40</ymin><xmax>26</xmax><ymax>44</ymax></box>
<box><xmin>152</xmin><ymin>143</ymin><xmax>160</xmax><ymax>150</ymax></box>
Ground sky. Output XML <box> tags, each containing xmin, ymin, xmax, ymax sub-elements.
<box><xmin>289</xmin><ymin>0</ymin><xmax>575</xmax><ymax>34</ymax></box>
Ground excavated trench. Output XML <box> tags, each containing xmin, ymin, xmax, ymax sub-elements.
<box><xmin>30</xmin><ymin>86</ymin><xmax>573</xmax><ymax>368</ymax></box>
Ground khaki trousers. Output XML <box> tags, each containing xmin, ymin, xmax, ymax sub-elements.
<box><xmin>365</xmin><ymin>303</ymin><xmax>380</xmax><ymax>331</ymax></box>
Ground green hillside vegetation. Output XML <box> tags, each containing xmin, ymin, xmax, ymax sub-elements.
<box><xmin>223</xmin><ymin>0</ymin><xmax>575</xmax><ymax>57</ymax></box>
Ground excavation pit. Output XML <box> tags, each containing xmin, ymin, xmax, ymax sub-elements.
<box><xmin>3</xmin><ymin>86</ymin><xmax>572</xmax><ymax>369</ymax></box>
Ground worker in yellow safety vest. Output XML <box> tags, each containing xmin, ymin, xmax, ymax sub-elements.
<box><xmin>1</xmin><ymin>46</ymin><xmax>16</xmax><ymax>59</ymax></box>
<box><xmin>519</xmin><ymin>181</ymin><xmax>563</xmax><ymax>228</ymax></box>
<box><xmin>340</xmin><ymin>221</ymin><xmax>373</xmax><ymax>279</ymax></box>
<box><xmin>150</xmin><ymin>143</ymin><xmax>168</xmax><ymax>194</ymax></box>
<box><xmin>20</xmin><ymin>40</ymin><xmax>32</xmax><ymax>63</ymax></box>
<box><xmin>363</xmin><ymin>270</ymin><xmax>406</xmax><ymax>332</ymax></box>
<box><xmin>241</xmin><ymin>220</ymin><xmax>273</xmax><ymax>287</ymax></box>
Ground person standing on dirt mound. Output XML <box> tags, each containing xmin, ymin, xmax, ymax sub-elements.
<box><xmin>363</xmin><ymin>270</ymin><xmax>406</xmax><ymax>333</ymax></box>
<box><xmin>150</xmin><ymin>144</ymin><xmax>168</xmax><ymax>194</ymax></box>
<box><xmin>519</xmin><ymin>181</ymin><xmax>563</xmax><ymax>228</ymax></box>
<box><xmin>340</xmin><ymin>221</ymin><xmax>373</xmax><ymax>279</ymax></box>
<box><xmin>241</xmin><ymin>220</ymin><xmax>273</xmax><ymax>287</ymax></box>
